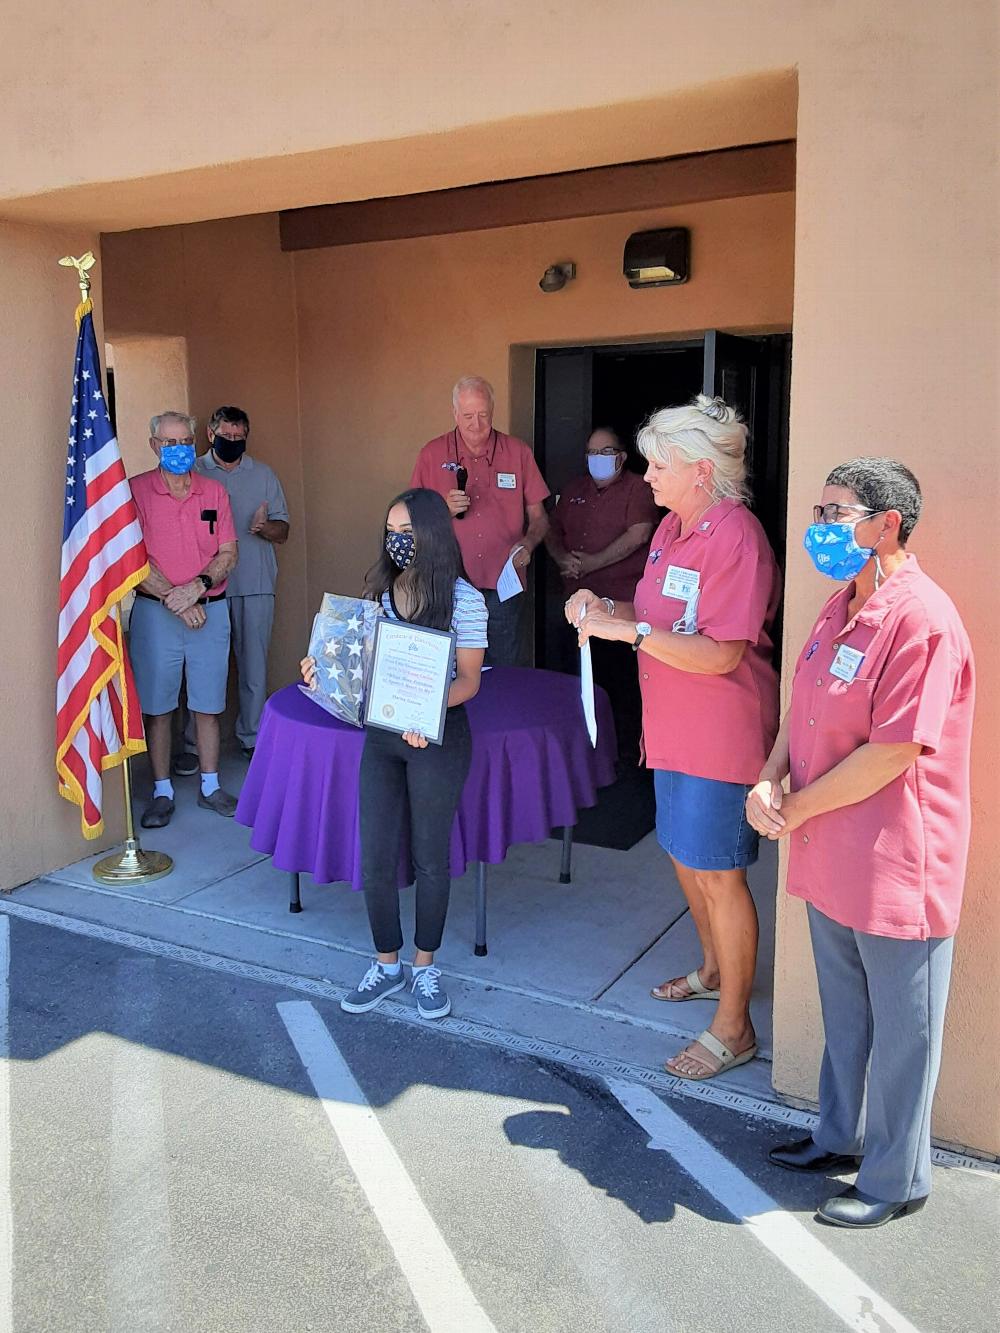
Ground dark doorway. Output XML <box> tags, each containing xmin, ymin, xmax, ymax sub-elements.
<box><xmin>531</xmin><ymin>332</ymin><xmax>790</xmax><ymax>850</ymax></box>
<box><xmin>533</xmin><ymin>331</ymin><xmax>790</xmax><ymax>675</ymax></box>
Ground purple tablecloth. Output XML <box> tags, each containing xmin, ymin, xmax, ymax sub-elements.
<box><xmin>236</xmin><ymin>667</ymin><xmax>616</xmax><ymax>887</ymax></box>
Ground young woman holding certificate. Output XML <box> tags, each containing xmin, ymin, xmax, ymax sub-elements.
<box><xmin>301</xmin><ymin>488</ymin><xmax>488</xmax><ymax>1018</ymax></box>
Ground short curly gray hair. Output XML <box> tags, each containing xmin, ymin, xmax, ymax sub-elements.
<box><xmin>636</xmin><ymin>395</ymin><xmax>750</xmax><ymax>504</ymax></box>
<box><xmin>149</xmin><ymin>410</ymin><xmax>196</xmax><ymax>438</ymax></box>
<box><xmin>452</xmin><ymin>376</ymin><xmax>495</xmax><ymax>412</ymax></box>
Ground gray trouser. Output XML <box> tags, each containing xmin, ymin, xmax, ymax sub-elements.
<box><xmin>807</xmin><ymin>903</ymin><xmax>954</xmax><ymax>1202</ymax></box>
<box><xmin>480</xmin><ymin>588</ymin><xmax>528</xmax><ymax>668</ymax></box>
<box><xmin>228</xmin><ymin>594</ymin><xmax>276</xmax><ymax>747</ymax></box>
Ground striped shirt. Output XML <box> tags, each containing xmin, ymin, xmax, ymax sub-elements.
<box><xmin>380</xmin><ymin>577</ymin><xmax>488</xmax><ymax>650</ymax></box>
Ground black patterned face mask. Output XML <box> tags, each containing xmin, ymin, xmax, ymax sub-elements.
<box><xmin>385</xmin><ymin>531</ymin><xmax>416</xmax><ymax>569</ymax></box>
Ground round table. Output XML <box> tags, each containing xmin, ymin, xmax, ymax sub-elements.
<box><xmin>235</xmin><ymin>667</ymin><xmax>616</xmax><ymax>953</ymax></box>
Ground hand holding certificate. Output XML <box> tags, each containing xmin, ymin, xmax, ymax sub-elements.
<box><xmin>364</xmin><ymin>618</ymin><xmax>456</xmax><ymax>745</ymax></box>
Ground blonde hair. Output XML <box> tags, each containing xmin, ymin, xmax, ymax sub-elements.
<box><xmin>636</xmin><ymin>394</ymin><xmax>750</xmax><ymax>503</ymax></box>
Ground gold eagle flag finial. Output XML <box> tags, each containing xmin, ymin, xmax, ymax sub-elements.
<box><xmin>58</xmin><ymin>251</ymin><xmax>97</xmax><ymax>325</ymax></box>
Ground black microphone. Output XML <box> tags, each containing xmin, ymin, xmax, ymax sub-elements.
<box><xmin>454</xmin><ymin>466</ymin><xmax>468</xmax><ymax>519</ymax></box>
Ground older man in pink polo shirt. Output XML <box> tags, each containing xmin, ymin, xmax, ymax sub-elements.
<box><xmin>410</xmin><ymin>376</ymin><xmax>549</xmax><ymax>666</ymax></box>
<box><xmin>129</xmin><ymin>411</ymin><xmax>238</xmax><ymax>828</ymax></box>
<box><xmin>748</xmin><ymin>458</ymin><xmax>975</xmax><ymax>1230</ymax></box>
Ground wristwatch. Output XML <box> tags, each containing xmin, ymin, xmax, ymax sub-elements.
<box><xmin>632</xmin><ymin>621</ymin><xmax>652</xmax><ymax>652</ymax></box>
<box><xmin>197</xmin><ymin>573</ymin><xmax>213</xmax><ymax>592</ymax></box>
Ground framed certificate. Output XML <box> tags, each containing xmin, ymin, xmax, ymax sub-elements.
<box><xmin>363</xmin><ymin>618</ymin><xmax>456</xmax><ymax>745</ymax></box>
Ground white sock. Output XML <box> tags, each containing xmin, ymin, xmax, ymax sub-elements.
<box><xmin>411</xmin><ymin>963</ymin><xmax>433</xmax><ymax>973</ymax></box>
<box><xmin>200</xmin><ymin>772</ymin><xmax>220</xmax><ymax>796</ymax></box>
<box><xmin>153</xmin><ymin>779</ymin><xmax>174</xmax><ymax>800</ymax></box>
<box><xmin>381</xmin><ymin>960</ymin><xmax>401</xmax><ymax>976</ymax></box>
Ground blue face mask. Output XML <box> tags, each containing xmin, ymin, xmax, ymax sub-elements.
<box><xmin>803</xmin><ymin>521</ymin><xmax>877</xmax><ymax>581</ymax></box>
<box><xmin>159</xmin><ymin>443</ymin><xmax>196</xmax><ymax>475</ymax></box>
<box><xmin>385</xmin><ymin>531</ymin><xmax>416</xmax><ymax>569</ymax></box>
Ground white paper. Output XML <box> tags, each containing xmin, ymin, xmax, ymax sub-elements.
<box><xmin>364</xmin><ymin>619</ymin><xmax>454</xmax><ymax>743</ymax></box>
<box><xmin>579</xmin><ymin>615</ymin><xmax>598</xmax><ymax>748</ymax></box>
<box><xmin>496</xmin><ymin>545</ymin><xmax>525</xmax><ymax>603</ymax></box>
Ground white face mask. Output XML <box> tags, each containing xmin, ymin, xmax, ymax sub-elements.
<box><xmin>587</xmin><ymin>454</ymin><xmax>620</xmax><ymax>482</ymax></box>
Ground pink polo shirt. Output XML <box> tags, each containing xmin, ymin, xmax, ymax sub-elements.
<box><xmin>130</xmin><ymin>468</ymin><xmax>237</xmax><ymax>593</ymax></box>
<box><xmin>786</xmin><ymin>555</ymin><xmax>975</xmax><ymax>940</ymax></box>
<box><xmin>634</xmin><ymin>500</ymin><xmax>781</xmax><ymax>784</ymax></box>
<box><xmin>410</xmin><ymin>430</ymin><xmax>550</xmax><ymax>589</ymax></box>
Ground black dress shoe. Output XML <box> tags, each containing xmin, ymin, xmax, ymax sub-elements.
<box><xmin>140</xmin><ymin>795</ymin><xmax>175</xmax><ymax>829</ymax></box>
<box><xmin>768</xmin><ymin>1135</ymin><xmax>863</xmax><ymax>1174</ymax></box>
<box><xmin>817</xmin><ymin>1186</ymin><xmax>928</xmax><ymax>1229</ymax></box>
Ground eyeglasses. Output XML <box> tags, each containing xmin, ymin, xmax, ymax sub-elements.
<box><xmin>154</xmin><ymin>436</ymin><xmax>196</xmax><ymax>446</ymax></box>
<box><xmin>812</xmin><ymin>503</ymin><xmax>881</xmax><ymax>525</ymax></box>
<box><xmin>587</xmin><ymin>446</ymin><xmax>622</xmax><ymax>456</ymax></box>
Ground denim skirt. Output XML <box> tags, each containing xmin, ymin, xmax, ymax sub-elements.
<box><xmin>654</xmin><ymin>768</ymin><xmax>759</xmax><ymax>871</ymax></box>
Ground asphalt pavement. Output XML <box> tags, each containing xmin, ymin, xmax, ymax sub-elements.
<box><xmin>0</xmin><ymin>910</ymin><xmax>996</xmax><ymax>1333</ymax></box>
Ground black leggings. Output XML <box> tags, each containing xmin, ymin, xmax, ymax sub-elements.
<box><xmin>358</xmin><ymin>705</ymin><xmax>472</xmax><ymax>954</ymax></box>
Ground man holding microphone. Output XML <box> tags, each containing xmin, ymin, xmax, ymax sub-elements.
<box><xmin>410</xmin><ymin>376</ymin><xmax>549</xmax><ymax>666</ymax></box>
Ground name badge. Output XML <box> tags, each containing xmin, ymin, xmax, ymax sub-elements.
<box><xmin>497</xmin><ymin>472</ymin><xmax>517</xmax><ymax>490</ymax></box>
<box><xmin>830</xmin><ymin>644</ymin><xmax>865</xmax><ymax>683</ymax></box>
<box><xmin>662</xmin><ymin>564</ymin><xmax>700</xmax><ymax>601</ymax></box>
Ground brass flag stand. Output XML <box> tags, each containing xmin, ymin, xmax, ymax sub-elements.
<box><xmin>58</xmin><ymin>252</ymin><xmax>173</xmax><ymax>886</ymax></box>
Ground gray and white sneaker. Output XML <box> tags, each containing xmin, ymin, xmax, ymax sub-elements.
<box><xmin>340</xmin><ymin>961</ymin><xmax>407</xmax><ymax>1014</ymax></box>
<box><xmin>411</xmin><ymin>965</ymin><xmax>451</xmax><ymax>1019</ymax></box>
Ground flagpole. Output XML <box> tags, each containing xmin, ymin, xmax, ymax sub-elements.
<box><xmin>58</xmin><ymin>252</ymin><xmax>173</xmax><ymax>885</ymax></box>
<box><xmin>92</xmin><ymin>608</ymin><xmax>173</xmax><ymax>886</ymax></box>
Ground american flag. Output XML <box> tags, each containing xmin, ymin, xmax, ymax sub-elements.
<box><xmin>56</xmin><ymin>306</ymin><xmax>149</xmax><ymax>838</ymax></box>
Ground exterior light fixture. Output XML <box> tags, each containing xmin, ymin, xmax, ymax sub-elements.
<box><xmin>623</xmin><ymin>228</ymin><xmax>689</xmax><ymax>287</ymax></box>
<box><xmin>539</xmin><ymin>262</ymin><xmax>576</xmax><ymax>293</ymax></box>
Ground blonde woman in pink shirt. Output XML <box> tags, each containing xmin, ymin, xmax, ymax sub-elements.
<box><xmin>566</xmin><ymin>396</ymin><xmax>781</xmax><ymax>1082</ymax></box>
<box><xmin>748</xmin><ymin>458</ymin><xmax>974</xmax><ymax>1229</ymax></box>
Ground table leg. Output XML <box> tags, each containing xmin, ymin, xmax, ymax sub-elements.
<box><xmin>289</xmin><ymin>871</ymin><xmax>302</xmax><ymax>913</ymax></box>
<box><xmin>559</xmin><ymin>826</ymin><xmax>574</xmax><ymax>884</ymax></box>
<box><xmin>474</xmin><ymin>862</ymin><xmax>488</xmax><ymax>956</ymax></box>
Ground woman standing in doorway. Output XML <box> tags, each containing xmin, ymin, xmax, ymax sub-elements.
<box><xmin>566</xmin><ymin>396</ymin><xmax>781</xmax><ymax>1080</ymax></box>
<box><xmin>301</xmin><ymin>488</ymin><xmax>487</xmax><ymax>1019</ymax></box>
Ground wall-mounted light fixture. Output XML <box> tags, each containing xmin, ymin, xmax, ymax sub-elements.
<box><xmin>539</xmin><ymin>262</ymin><xmax>577</xmax><ymax>293</ymax></box>
<box><xmin>623</xmin><ymin>228</ymin><xmax>689</xmax><ymax>287</ymax></box>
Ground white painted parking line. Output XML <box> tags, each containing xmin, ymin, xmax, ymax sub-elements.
<box><xmin>108</xmin><ymin>962</ymin><xmax>174</xmax><ymax>1330</ymax></box>
<box><xmin>606</xmin><ymin>1078</ymin><xmax>922</xmax><ymax>1333</ymax></box>
<box><xmin>3</xmin><ymin>900</ymin><xmax>994</xmax><ymax>1176</ymax></box>
<box><xmin>0</xmin><ymin>917</ymin><xmax>13</xmax><ymax>1333</ymax></box>
<box><xmin>278</xmin><ymin>1000</ymin><xmax>498</xmax><ymax>1333</ymax></box>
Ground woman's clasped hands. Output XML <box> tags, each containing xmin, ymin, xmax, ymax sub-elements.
<box><xmin>745</xmin><ymin>779</ymin><xmax>809</xmax><ymax>840</ymax></box>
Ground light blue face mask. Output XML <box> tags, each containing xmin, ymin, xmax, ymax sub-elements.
<box><xmin>159</xmin><ymin>443</ymin><xmax>196</xmax><ymax>475</ymax></box>
<box><xmin>803</xmin><ymin>520</ymin><xmax>877</xmax><ymax>581</ymax></box>
<box><xmin>587</xmin><ymin>453</ymin><xmax>620</xmax><ymax>482</ymax></box>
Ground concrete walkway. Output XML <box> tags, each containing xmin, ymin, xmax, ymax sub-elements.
<box><xmin>14</xmin><ymin>746</ymin><xmax>787</xmax><ymax>1116</ymax></box>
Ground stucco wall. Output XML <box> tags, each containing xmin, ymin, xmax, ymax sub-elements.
<box><xmin>102</xmin><ymin>215</ymin><xmax>308</xmax><ymax>693</ymax></box>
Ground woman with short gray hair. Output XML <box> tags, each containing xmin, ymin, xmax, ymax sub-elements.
<box><xmin>567</xmin><ymin>394</ymin><xmax>781</xmax><ymax>1081</ymax></box>
<box><xmin>750</xmin><ymin>457</ymin><xmax>975</xmax><ymax>1228</ymax></box>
